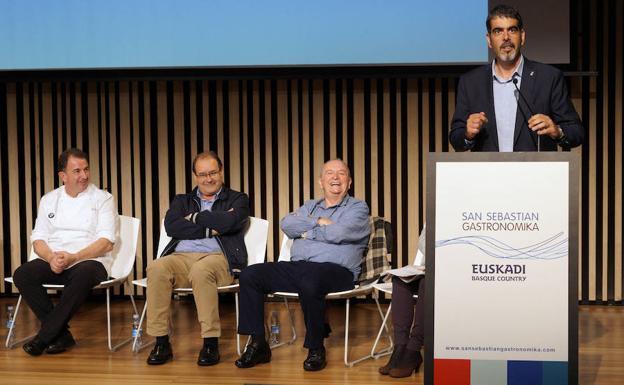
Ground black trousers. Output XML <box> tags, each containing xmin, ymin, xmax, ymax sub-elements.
<box><xmin>238</xmin><ymin>261</ymin><xmax>354</xmax><ymax>349</ymax></box>
<box><xmin>13</xmin><ymin>258</ymin><xmax>107</xmax><ymax>343</ymax></box>
<box><xmin>391</xmin><ymin>275</ymin><xmax>425</xmax><ymax>351</ymax></box>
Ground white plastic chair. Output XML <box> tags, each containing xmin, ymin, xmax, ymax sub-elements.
<box><xmin>273</xmin><ymin>220</ymin><xmax>393</xmax><ymax>367</ymax></box>
<box><xmin>132</xmin><ymin>216</ymin><xmax>269</xmax><ymax>355</ymax></box>
<box><xmin>4</xmin><ymin>215</ymin><xmax>141</xmax><ymax>352</ymax></box>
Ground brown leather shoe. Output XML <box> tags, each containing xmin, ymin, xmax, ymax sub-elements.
<box><xmin>389</xmin><ymin>348</ymin><xmax>422</xmax><ymax>378</ymax></box>
<box><xmin>378</xmin><ymin>344</ymin><xmax>406</xmax><ymax>375</ymax></box>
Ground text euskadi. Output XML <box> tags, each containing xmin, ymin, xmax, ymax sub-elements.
<box><xmin>471</xmin><ymin>264</ymin><xmax>527</xmax><ymax>282</ymax></box>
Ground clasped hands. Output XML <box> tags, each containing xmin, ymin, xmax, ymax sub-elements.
<box><xmin>48</xmin><ymin>251</ymin><xmax>78</xmax><ymax>274</ymax></box>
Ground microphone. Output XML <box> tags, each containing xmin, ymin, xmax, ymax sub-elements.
<box><xmin>512</xmin><ymin>77</ymin><xmax>540</xmax><ymax>151</ymax></box>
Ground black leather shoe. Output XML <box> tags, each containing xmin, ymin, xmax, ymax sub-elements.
<box><xmin>147</xmin><ymin>342</ymin><xmax>173</xmax><ymax>365</ymax></box>
<box><xmin>46</xmin><ymin>330</ymin><xmax>76</xmax><ymax>354</ymax></box>
<box><xmin>303</xmin><ymin>346</ymin><xmax>326</xmax><ymax>371</ymax></box>
<box><xmin>23</xmin><ymin>336</ymin><xmax>47</xmax><ymax>356</ymax></box>
<box><xmin>235</xmin><ymin>339</ymin><xmax>271</xmax><ymax>368</ymax></box>
<box><xmin>197</xmin><ymin>345</ymin><xmax>220</xmax><ymax>366</ymax></box>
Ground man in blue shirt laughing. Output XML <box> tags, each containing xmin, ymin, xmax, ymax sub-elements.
<box><xmin>235</xmin><ymin>159</ymin><xmax>370</xmax><ymax>372</ymax></box>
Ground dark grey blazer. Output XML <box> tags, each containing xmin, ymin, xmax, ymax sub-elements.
<box><xmin>449</xmin><ymin>58</ymin><xmax>584</xmax><ymax>152</ymax></box>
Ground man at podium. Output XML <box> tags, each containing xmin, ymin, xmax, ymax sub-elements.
<box><xmin>449</xmin><ymin>4</ymin><xmax>583</xmax><ymax>152</ymax></box>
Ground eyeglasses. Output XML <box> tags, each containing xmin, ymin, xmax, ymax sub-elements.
<box><xmin>195</xmin><ymin>170</ymin><xmax>221</xmax><ymax>179</ymax></box>
<box><xmin>490</xmin><ymin>26</ymin><xmax>521</xmax><ymax>37</ymax></box>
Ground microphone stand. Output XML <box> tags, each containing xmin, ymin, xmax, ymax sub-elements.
<box><xmin>512</xmin><ymin>78</ymin><xmax>540</xmax><ymax>152</ymax></box>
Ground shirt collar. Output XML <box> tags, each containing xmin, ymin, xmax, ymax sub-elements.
<box><xmin>318</xmin><ymin>195</ymin><xmax>350</xmax><ymax>209</ymax></box>
<box><xmin>492</xmin><ymin>55</ymin><xmax>524</xmax><ymax>83</ymax></box>
<box><xmin>62</xmin><ymin>183</ymin><xmax>93</xmax><ymax>198</ymax></box>
<box><xmin>196</xmin><ymin>187</ymin><xmax>222</xmax><ymax>202</ymax></box>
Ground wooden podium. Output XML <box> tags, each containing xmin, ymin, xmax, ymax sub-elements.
<box><xmin>424</xmin><ymin>152</ymin><xmax>579</xmax><ymax>385</ymax></box>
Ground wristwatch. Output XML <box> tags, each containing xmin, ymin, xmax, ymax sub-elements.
<box><xmin>554</xmin><ymin>126</ymin><xmax>569</xmax><ymax>146</ymax></box>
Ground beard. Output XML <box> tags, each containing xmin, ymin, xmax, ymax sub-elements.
<box><xmin>496</xmin><ymin>43</ymin><xmax>519</xmax><ymax>63</ymax></box>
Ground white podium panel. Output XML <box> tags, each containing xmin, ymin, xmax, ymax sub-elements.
<box><xmin>425</xmin><ymin>153</ymin><xmax>579</xmax><ymax>385</ymax></box>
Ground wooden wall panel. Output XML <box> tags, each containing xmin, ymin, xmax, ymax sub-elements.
<box><xmin>0</xmin><ymin>0</ymin><xmax>622</xmax><ymax>303</ymax></box>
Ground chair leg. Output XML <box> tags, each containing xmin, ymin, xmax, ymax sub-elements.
<box><xmin>343</xmin><ymin>298</ymin><xmax>372</xmax><ymax>367</ymax></box>
<box><xmin>4</xmin><ymin>295</ymin><xmax>35</xmax><ymax>348</ymax></box>
<box><xmin>132</xmin><ymin>297</ymin><xmax>154</xmax><ymax>353</ymax></box>
<box><xmin>343</xmin><ymin>298</ymin><xmax>351</xmax><ymax>366</ymax></box>
<box><xmin>371</xmin><ymin>300</ymin><xmax>394</xmax><ymax>358</ymax></box>
<box><xmin>128</xmin><ymin>291</ymin><xmax>139</xmax><ymax>317</ymax></box>
<box><xmin>269</xmin><ymin>297</ymin><xmax>297</xmax><ymax>350</ymax></box>
<box><xmin>284</xmin><ymin>297</ymin><xmax>297</xmax><ymax>345</ymax></box>
<box><xmin>235</xmin><ymin>292</ymin><xmax>241</xmax><ymax>356</ymax></box>
<box><xmin>106</xmin><ymin>288</ymin><xmax>112</xmax><ymax>350</ymax></box>
<box><xmin>105</xmin><ymin>288</ymin><xmax>134</xmax><ymax>352</ymax></box>
<box><xmin>5</xmin><ymin>295</ymin><xmax>20</xmax><ymax>348</ymax></box>
<box><xmin>233</xmin><ymin>293</ymin><xmax>253</xmax><ymax>356</ymax></box>
<box><xmin>342</xmin><ymin>297</ymin><xmax>379</xmax><ymax>366</ymax></box>
<box><xmin>343</xmin><ymin>296</ymin><xmax>390</xmax><ymax>367</ymax></box>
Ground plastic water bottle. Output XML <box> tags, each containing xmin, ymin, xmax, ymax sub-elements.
<box><xmin>5</xmin><ymin>305</ymin><xmax>15</xmax><ymax>346</ymax></box>
<box><xmin>269</xmin><ymin>311</ymin><xmax>280</xmax><ymax>345</ymax></box>
<box><xmin>5</xmin><ymin>305</ymin><xmax>14</xmax><ymax>329</ymax></box>
<box><xmin>132</xmin><ymin>313</ymin><xmax>142</xmax><ymax>347</ymax></box>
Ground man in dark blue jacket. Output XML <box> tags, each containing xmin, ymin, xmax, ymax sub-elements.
<box><xmin>449</xmin><ymin>4</ymin><xmax>583</xmax><ymax>152</ymax></box>
<box><xmin>145</xmin><ymin>151</ymin><xmax>250</xmax><ymax>366</ymax></box>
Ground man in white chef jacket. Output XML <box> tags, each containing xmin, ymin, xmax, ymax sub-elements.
<box><xmin>13</xmin><ymin>148</ymin><xmax>118</xmax><ymax>356</ymax></box>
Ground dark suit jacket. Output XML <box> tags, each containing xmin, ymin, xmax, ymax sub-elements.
<box><xmin>449</xmin><ymin>58</ymin><xmax>584</xmax><ymax>152</ymax></box>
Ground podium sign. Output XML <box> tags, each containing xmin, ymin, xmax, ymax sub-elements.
<box><xmin>425</xmin><ymin>153</ymin><xmax>579</xmax><ymax>385</ymax></box>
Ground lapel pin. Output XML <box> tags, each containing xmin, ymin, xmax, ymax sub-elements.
<box><xmin>530</xmin><ymin>71</ymin><xmax>534</xmax><ymax>77</ymax></box>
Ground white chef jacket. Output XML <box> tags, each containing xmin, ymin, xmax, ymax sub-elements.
<box><xmin>31</xmin><ymin>184</ymin><xmax>118</xmax><ymax>276</ymax></box>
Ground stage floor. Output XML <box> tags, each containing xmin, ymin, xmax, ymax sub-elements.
<box><xmin>0</xmin><ymin>297</ymin><xmax>622</xmax><ymax>384</ymax></box>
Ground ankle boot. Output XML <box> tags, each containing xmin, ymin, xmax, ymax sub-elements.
<box><xmin>389</xmin><ymin>348</ymin><xmax>422</xmax><ymax>378</ymax></box>
<box><xmin>378</xmin><ymin>344</ymin><xmax>406</xmax><ymax>375</ymax></box>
